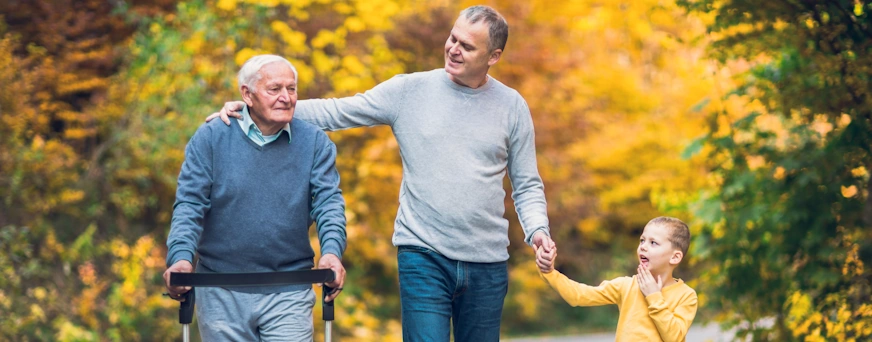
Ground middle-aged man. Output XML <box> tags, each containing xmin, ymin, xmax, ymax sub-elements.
<box><xmin>209</xmin><ymin>5</ymin><xmax>556</xmax><ymax>341</ymax></box>
<box><xmin>164</xmin><ymin>54</ymin><xmax>347</xmax><ymax>341</ymax></box>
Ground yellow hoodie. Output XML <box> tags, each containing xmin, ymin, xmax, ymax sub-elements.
<box><xmin>540</xmin><ymin>270</ymin><xmax>698</xmax><ymax>342</ymax></box>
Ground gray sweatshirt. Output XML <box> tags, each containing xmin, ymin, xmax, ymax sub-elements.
<box><xmin>297</xmin><ymin>69</ymin><xmax>548</xmax><ymax>262</ymax></box>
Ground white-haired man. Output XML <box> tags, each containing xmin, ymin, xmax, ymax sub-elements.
<box><xmin>209</xmin><ymin>6</ymin><xmax>556</xmax><ymax>341</ymax></box>
<box><xmin>164</xmin><ymin>55</ymin><xmax>347</xmax><ymax>340</ymax></box>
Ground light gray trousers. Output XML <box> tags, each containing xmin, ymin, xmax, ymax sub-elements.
<box><xmin>197</xmin><ymin>287</ymin><xmax>315</xmax><ymax>341</ymax></box>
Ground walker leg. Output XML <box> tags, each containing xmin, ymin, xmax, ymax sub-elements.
<box><xmin>322</xmin><ymin>285</ymin><xmax>335</xmax><ymax>342</ymax></box>
<box><xmin>179</xmin><ymin>289</ymin><xmax>195</xmax><ymax>342</ymax></box>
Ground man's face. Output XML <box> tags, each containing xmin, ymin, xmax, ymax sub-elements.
<box><xmin>444</xmin><ymin>16</ymin><xmax>502</xmax><ymax>88</ymax></box>
<box><xmin>637</xmin><ymin>224</ymin><xmax>680</xmax><ymax>273</ymax></box>
<box><xmin>243</xmin><ymin>62</ymin><xmax>297</xmax><ymax>128</ymax></box>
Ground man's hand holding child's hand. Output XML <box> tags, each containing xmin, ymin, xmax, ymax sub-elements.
<box><xmin>536</xmin><ymin>245</ymin><xmax>557</xmax><ymax>273</ymax></box>
<box><xmin>636</xmin><ymin>264</ymin><xmax>663</xmax><ymax>296</ymax></box>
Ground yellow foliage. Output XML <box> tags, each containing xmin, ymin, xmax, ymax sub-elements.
<box><xmin>271</xmin><ymin>21</ymin><xmax>308</xmax><ymax>53</ymax></box>
<box><xmin>841</xmin><ymin>185</ymin><xmax>858</xmax><ymax>198</ymax></box>
<box><xmin>311</xmin><ymin>50</ymin><xmax>336</xmax><ymax>74</ymax></box>
<box><xmin>344</xmin><ymin>16</ymin><xmax>367</xmax><ymax>32</ymax></box>
<box><xmin>746</xmin><ymin>155</ymin><xmax>766</xmax><ymax>170</ymax></box>
<box><xmin>63</xmin><ymin>127</ymin><xmax>96</xmax><ymax>140</ymax></box>
<box><xmin>774</xmin><ymin>166</ymin><xmax>786</xmax><ymax>180</ymax></box>
<box><xmin>839</xmin><ymin>113</ymin><xmax>852</xmax><ymax>128</ymax></box>
<box><xmin>311</xmin><ymin>29</ymin><xmax>336</xmax><ymax>49</ymax></box>
<box><xmin>30</xmin><ymin>304</ymin><xmax>45</xmax><ymax>321</ymax></box>
<box><xmin>54</xmin><ymin>321</ymin><xmax>95</xmax><ymax>342</ymax></box>
<box><xmin>183</xmin><ymin>31</ymin><xmax>206</xmax><ymax>53</ymax></box>
<box><xmin>235</xmin><ymin>47</ymin><xmax>265</xmax><ymax>67</ymax></box>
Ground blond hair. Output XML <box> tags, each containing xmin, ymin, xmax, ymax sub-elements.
<box><xmin>646</xmin><ymin>216</ymin><xmax>690</xmax><ymax>256</ymax></box>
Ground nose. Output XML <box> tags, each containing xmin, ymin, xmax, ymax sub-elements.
<box><xmin>277</xmin><ymin>88</ymin><xmax>290</xmax><ymax>103</ymax></box>
<box><xmin>448</xmin><ymin>41</ymin><xmax>461</xmax><ymax>55</ymax></box>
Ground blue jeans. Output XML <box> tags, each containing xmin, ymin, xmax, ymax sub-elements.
<box><xmin>397</xmin><ymin>245</ymin><xmax>508</xmax><ymax>342</ymax></box>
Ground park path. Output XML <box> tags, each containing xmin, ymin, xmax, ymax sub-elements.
<box><xmin>503</xmin><ymin>323</ymin><xmax>735</xmax><ymax>342</ymax></box>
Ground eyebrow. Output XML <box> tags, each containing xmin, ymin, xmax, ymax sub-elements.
<box><xmin>450</xmin><ymin>31</ymin><xmax>475</xmax><ymax>50</ymax></box>
<box><xmin>266</xmin><ymin>82</ymin><xmax>296</xmax><ymax>87</ymax></box>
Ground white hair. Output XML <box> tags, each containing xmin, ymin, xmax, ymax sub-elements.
<box><xmin>237</xmin><ymin>54</ymin><xmax>298</xmax><ymax>92</ymax></box>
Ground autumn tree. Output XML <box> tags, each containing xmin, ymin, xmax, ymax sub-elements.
<box><xmin>678</xmin><ymin>0</ymin><xmax>872</xmax><ymax>340</ymax></box>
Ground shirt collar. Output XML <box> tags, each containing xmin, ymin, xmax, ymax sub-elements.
<box><xmin>238</xmin><ymin>104</ymin><xmax>292</xmax><ymax>143</ymax></box>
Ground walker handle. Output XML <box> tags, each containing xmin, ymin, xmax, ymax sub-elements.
<box><xmin>179</xmin><ymin>288</ymin><xmax>195</xmax><ymax>324</ymax></box>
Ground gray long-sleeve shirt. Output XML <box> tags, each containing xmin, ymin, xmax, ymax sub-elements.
<box><xmin>297</xmin><ymin>69</ymin><xmax>548</xmax><ymax>262</ymax></box>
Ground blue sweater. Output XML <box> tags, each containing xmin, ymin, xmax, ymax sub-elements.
<box><xmin>166</xmin><ymin>118</ymin><xmax>346</xmax><ymax>293</ymax></box>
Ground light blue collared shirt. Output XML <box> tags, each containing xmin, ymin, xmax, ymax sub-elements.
<box><xmin>237</xmin><ymin>105</ymin><xmax>292</xmax><ymax>146</ymax></box>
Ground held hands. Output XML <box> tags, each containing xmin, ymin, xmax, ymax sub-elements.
<box><xmin>163</xmin><ymin>260</ymin><xmax>194</xmax><ymax>301</ymax></box>
<box><xmin>318</xmin><ymin>253</ymin><xmax>346</xmax><ymax>302</ymax></box>
<box><xmin>535</xmin><ymin>245</ymin><xmax>557</xmax><ymax>274</ymax></box>
<box><xmin>532</xmin><ymin>230</ymin><xmax>556</xmax><ymax>273</ymax></box>
<box><xmin>205</xmin><ymin>101</ymin><xmax>245</xmax><ymax>125</ymax></box>
<box><xmin>636</xmin><ymin>264</ymin><xmax>663</xmax><ymax>297</ymax></box>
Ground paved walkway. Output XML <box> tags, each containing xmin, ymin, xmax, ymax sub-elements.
<box><xmin>504</xmin><ymin>323</ymin><xmax>735</xmax><ymax>342</ymax></box>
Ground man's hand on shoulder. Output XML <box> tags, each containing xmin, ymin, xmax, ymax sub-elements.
<box><xmin>318</xmin><ymin>253</ymin><xmax>346</xmax><ymax>302</ymax></box>
<box><xmin>205</xmin><ymin>101</ymin><xmax>246</xmax><ymax>125</ymax></box>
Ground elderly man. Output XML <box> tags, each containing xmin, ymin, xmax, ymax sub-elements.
<box><xmin>164</xmin><ymin>54</ymin><xmax>347</xmax><ymax>341</ymax></box>
<box><xmin>209</xmin><ymin>6</ymin><xmax>556</xmax><ymax>341</ymax></box>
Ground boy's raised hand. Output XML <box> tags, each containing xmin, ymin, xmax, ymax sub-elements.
<box><xmin>205</xmin><ymin>101</ymin><xmax>246</xmax><ymax>125</ymax></box>
<box><xmin>536</xmin><ymin>245</ymin><xmax>557</xmax><ymax>273</ymax></box>
<box><xmin>636</xmin><ymin>264</ymin><xmax>663</xmax><ymax>297</ymax></box>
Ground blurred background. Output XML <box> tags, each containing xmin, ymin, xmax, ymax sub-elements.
<box><xmin>1</xmin><ymin>0</ymin><xmax>870</xmax><ymax>340</ymax></box>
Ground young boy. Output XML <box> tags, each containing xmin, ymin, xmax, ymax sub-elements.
<box><xmin>536</xmin><ymin>216</ymin><xmax>698</xmax><ymax>342</ymax></box>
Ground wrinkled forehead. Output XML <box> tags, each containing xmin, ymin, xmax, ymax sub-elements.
<box><xmin>451</xmin><ymin>17</ymin><xmax>490</xmax><ymax>44</ymax></box>
<box><xmin>258</xmin><ymin>62</ymin><xmax>296</xmax><ymax>84</ymax></box>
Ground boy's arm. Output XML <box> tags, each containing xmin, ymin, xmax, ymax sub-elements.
<box><xmin>646</xmin><ymin>290</ymin><xmax>698</xmax><ymax>342</ymax></box>
<box><xmin>539</xmin><ymin>270</ymin><xmax>624</xmax><ymax>307</ymax></box>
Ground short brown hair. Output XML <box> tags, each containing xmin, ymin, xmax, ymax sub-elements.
<box><xmin>647</xmin><ymin>216</ymin><xmax>690</xmax><ymax>256</ymax></box>
<box><xmin>460</xmin><ymin>5</ymin><xmax>509</xmax><ymax>52</ymax></box>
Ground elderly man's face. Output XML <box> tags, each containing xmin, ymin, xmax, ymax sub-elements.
<box><xmin>444</xmin><ymin>16</ymin><xmax>502</xmax><ymax>88</ymax></box>
<box><xmin>243</xmin><ymin>62</ymin><xmax>297</xmax><ymax>131</ymax></box>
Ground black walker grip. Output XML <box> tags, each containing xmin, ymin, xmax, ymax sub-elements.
<box><xmin>322</xmin><ymin>285</ymin><xmax>335</xmax><ymax>321</ymax></box>
<box><xmin>179</xmin><ymin>288</ymin><xmax>195</xmax><ymax>324</ymax></box>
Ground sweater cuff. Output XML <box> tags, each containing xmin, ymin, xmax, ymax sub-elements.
<box><xmin>168</xmin><ymin>250</ymin><xmax>195</xmax><ymax>268</ymax></box>
<box><xmin>321</xmin><ymin>239</ymin><xmax>344</xmax><ymax>260</ymax></box>
<box><xmin>645</xmin><ymin>291</ymin><xmax>665</xmax><ymax>305</ymax></box>
<box><xmin>538</xmin><ymin>268</ymin><xmax>559</xmax><ymax>280</ymax></box>
<box><xmin>525</xmin><ymin>227</ymin><xmax>551</xmax><ymax>246</ymax></box>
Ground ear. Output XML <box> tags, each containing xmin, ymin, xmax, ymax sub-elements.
<box><xmin>487</xmin><ymin>48</ymin><xmax>503</xmax><ymax>66</ymax></box>
<box><xmin>241</xmin><ymin>85</ymin><xmax>255</xmax><ymax>106</ymax></box>
<box><xmin>669</xmin><ymin>250</ymin><xmax>683</xmax><ymax>265</ymax></box>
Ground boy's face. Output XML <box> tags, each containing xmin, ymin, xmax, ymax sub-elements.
<box><xmin>637</xmin><ymin>224</ymin><xmax>682</xmax><ymax>273</ymax></box>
